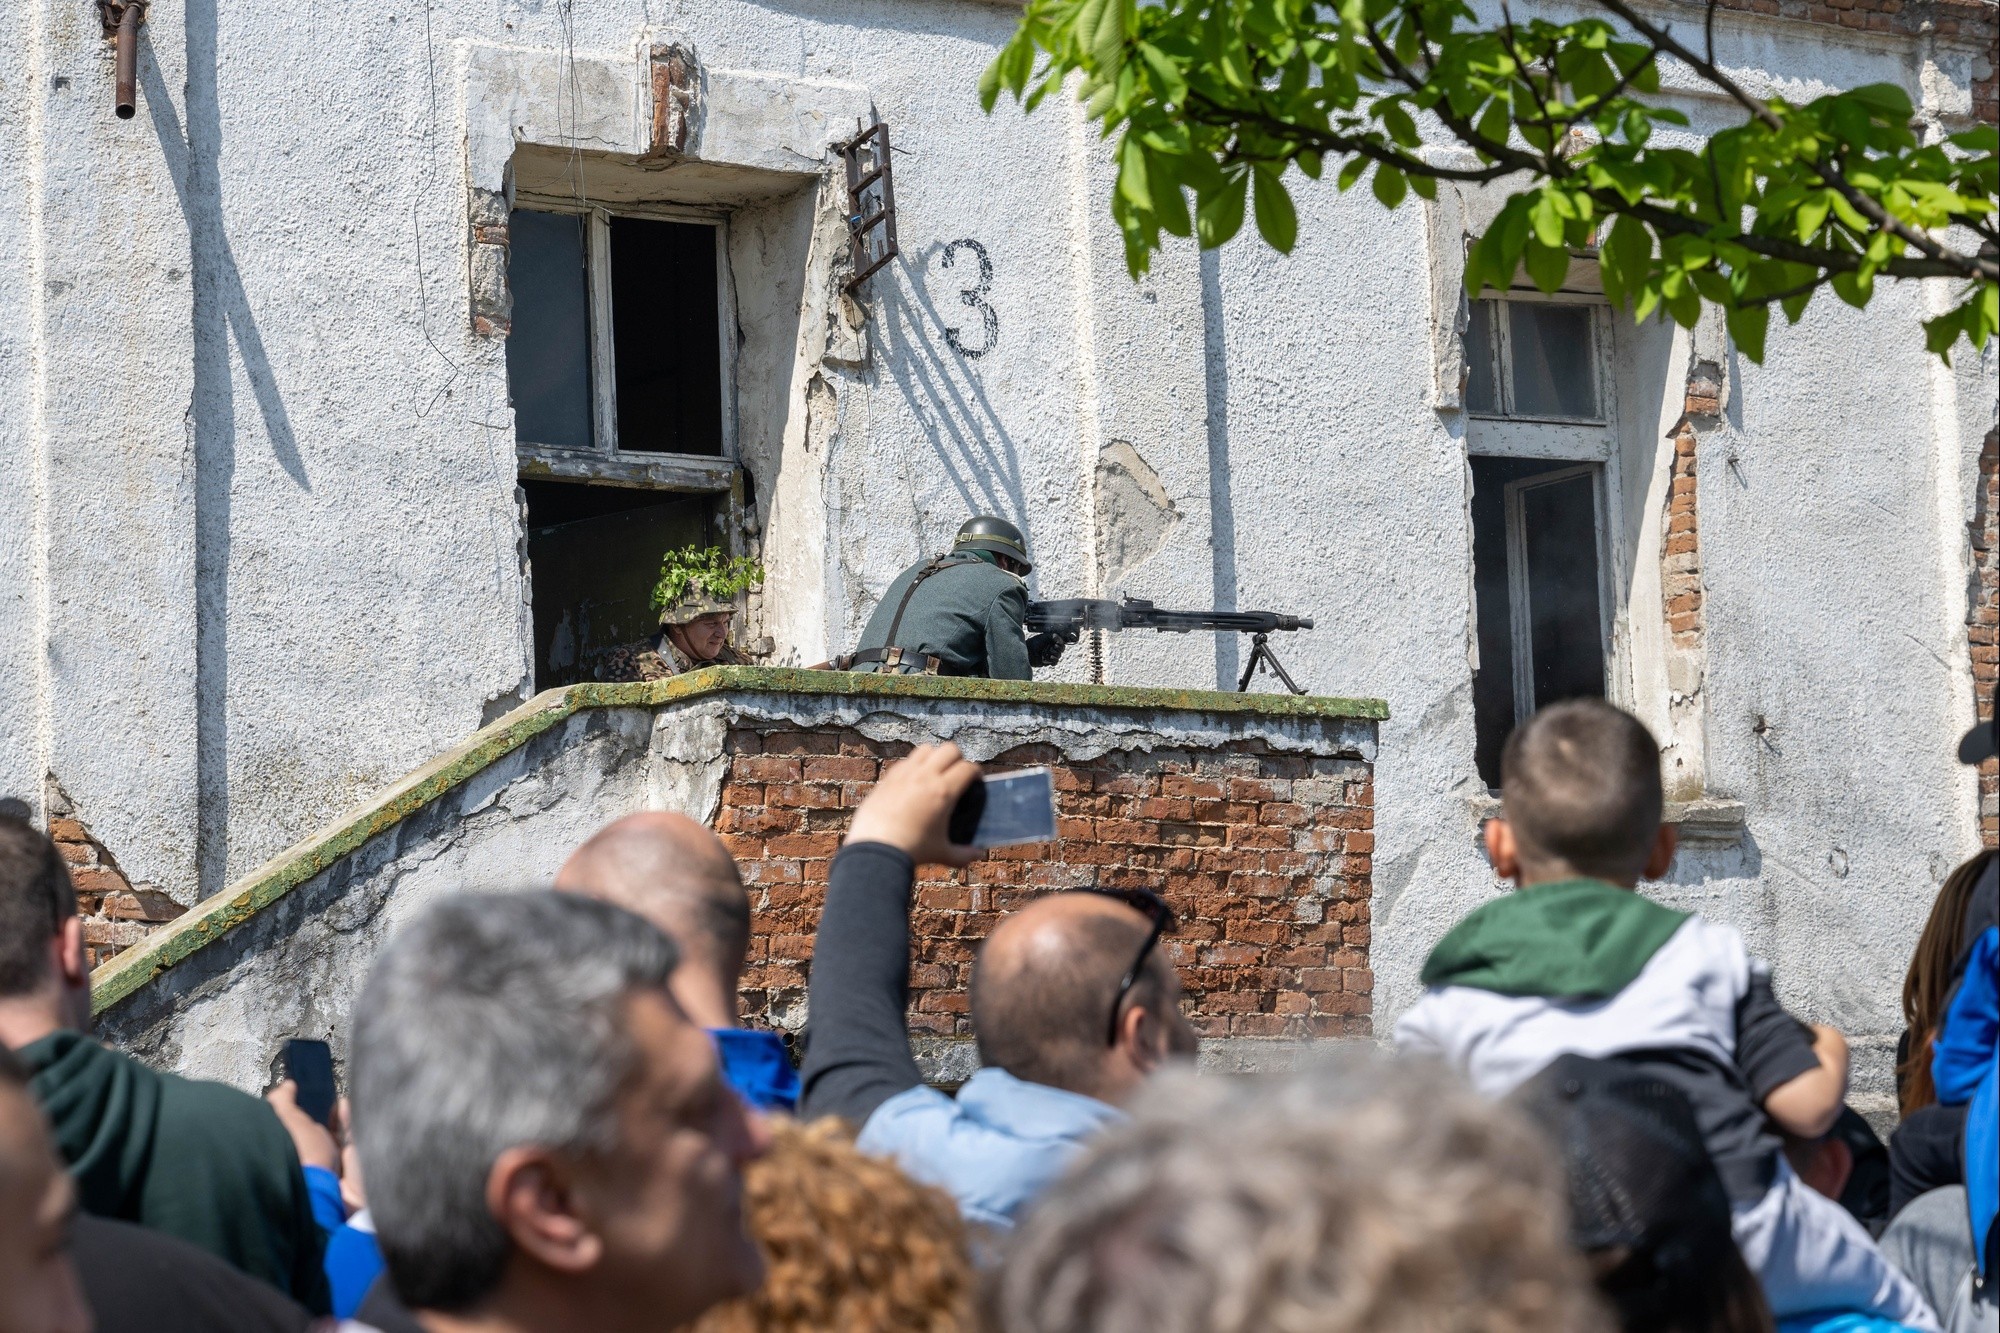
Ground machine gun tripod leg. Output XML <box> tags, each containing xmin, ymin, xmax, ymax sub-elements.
<box><xmin>1237</xmin><ymin>632</ymin><xmax>1306</xmax><ymax>696</ymax></box>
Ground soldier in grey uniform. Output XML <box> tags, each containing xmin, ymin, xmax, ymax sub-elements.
<box><xmin>846</xmin><ymin>516</ymin><xmax>1067</xmax><ymax>680</ymax></box>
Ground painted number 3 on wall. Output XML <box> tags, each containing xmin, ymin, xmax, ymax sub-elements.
<box><xmin>940</xmin><ymin>239</ymin><xmax>999</xmax><ymax>359</ymax></box>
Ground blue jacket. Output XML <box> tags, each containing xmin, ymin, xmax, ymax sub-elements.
<box><xmin>713</xmin><ymin>1028</ymin><xmax>799</xmax><ymax>1114</ymax></box>
<box><xmin>856</xmin><ymin>1068</ymin><xmax>1122</xmax><ymax>1230</ymax></box>
<box><xmin>1932</xmin><ymin>925</ymin><xmax>1997</xmax><ymax>1279</ymax></box>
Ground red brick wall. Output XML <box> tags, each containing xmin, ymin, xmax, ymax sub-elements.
<box><xmin>714</xmin><ymin>725</ymin><xmax>1376</xmax><ymax>1043</ymax></box>
<box><xmin>1974</xmin><ymin>429</ymin><xmax>1998</xmax><ymax>848</ymax></box>
<box><xmin>50</xmin><ymin>816</ymin><xmax>183</xmax><ymax>969</ymax></box>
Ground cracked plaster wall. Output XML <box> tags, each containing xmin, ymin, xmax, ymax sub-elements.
<box><xmin>2</xmin><ymin>0</ymin><xmax>1993</xmax><ymax>1113</ymax></box>
<box><xmin>99</xmin><ymin>689</ymin><xmax>1375</xmax><ymax>1092</ymax></box>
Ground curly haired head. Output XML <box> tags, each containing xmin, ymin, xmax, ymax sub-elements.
<box><xmin>690</xmin><ymin>1115</ymin><xmax>973</xmax><ymax>1333</ymax></box>
<box><xmin>993</xmin><ymin>1053</ymin><xmax>1608</xmax><ymax>1333</ymax></box>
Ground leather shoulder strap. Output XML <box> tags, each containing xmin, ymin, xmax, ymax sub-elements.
<box><xmin>881</xmin><ymin>555</ymin><xmax>957</xmax><ymax>648</ymax></box>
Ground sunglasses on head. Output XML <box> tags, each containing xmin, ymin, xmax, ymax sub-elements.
<box><xmin>1079</xmin><ymin>886</ymin><xmax>1178</xmax><ymax>1046</ymax></box>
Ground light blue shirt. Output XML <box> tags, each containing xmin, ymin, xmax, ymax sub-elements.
<box><xmin>856</xmin><ymin>1067</ymin><xmax>1123</xmax><ymax>1230</ymax></box>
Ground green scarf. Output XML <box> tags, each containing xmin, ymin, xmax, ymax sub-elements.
<box><xmin>1420</xmin><ymin>878</ymin><xmax>1690</xmax><ymax>1000</ymax></box>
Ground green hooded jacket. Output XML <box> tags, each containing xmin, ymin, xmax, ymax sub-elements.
<box><xmin>1419</xmin><ymin>878</ymin><xmax>1692</xmax><ymax>1000</ymax></box>
<box><xmin>20</xmin><ymin>1030</ymin><xmax>330</xmax><ymax>1313</ymax></box>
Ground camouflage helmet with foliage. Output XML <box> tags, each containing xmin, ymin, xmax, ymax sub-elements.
<box><xmin>651</xmin><ymin>545</ymin><xmax>766</xmax><ymax>627</ymax></box>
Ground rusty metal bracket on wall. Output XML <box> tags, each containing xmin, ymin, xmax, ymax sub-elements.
<box><xmin>841</xmin><ymin>122</ymin><xmax>898</xmax><ymax>292</ymax></box>
<box><xmin>99</xmin><ymin>0</ymin><xmax>149</xmax><ymax>119</ymax></box>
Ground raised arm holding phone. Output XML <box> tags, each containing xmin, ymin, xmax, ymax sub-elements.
<box><xmin>798</xmin><ymin>743</ymin><xmax>1196</xmax><ymax>1233</ymax></box>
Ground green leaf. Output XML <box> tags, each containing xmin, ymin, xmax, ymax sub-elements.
<box><xmin>1085</xmin><ymin>0</ymin><xmax>1132</xmax><ymax>72</ymax></box>
<box><xmin>1923</xmin><ymin>307</ymin><xmax>1962</xmax><ymax>364</ymax></box>
<box><xmin>1666</xmin><ymin>285</ymin><xmax>1701</xmax><ymax>329</ymax></box>
<box><xmin>1379</xmin><ymin>101</ymin><xmax>1419</xmax><ymax>148</ymax></box>
<box><xmin>1529</xmin><ymin>192</ymin><xmax>1564</xmax><ymax>247</ymax></box>
<box><xmin>1842</xmin><ymin>82</ymin><xmax>1914</xmax><ymax>121</ymax></box>
<box><xmin>1372</xmin><ymin>164</ymin><xmax>1408</xmax><ymax>209</ymax></box>
<box><xmin>1253</xmin><ymin>168</ymin><xmax>1298</xmax><ymax>252</ymax></box>
<box><xmin>1407</xmin><ymin>172</ymin><xmax>1437</xmax><ymax>201</ymax></box>
<box><xmin>1601</xmin><ymin>213</ymin><xmax>1651</xmax><ymax>307</ymax></box>
<box><xmin>1337</xmin><ymin>154</ymin><xmax>1370</xmax><ymax>191</ymax></box>
<box><xmin>1118</xmin><ymin>136</ymin><xmax>1153</xmax><ymax>211</ymax></box>
<box><xmin>1136</xmin><ymin>41</ymin><xmax>1188</xmax><ymax>104</ymax></box>
<box><xmin>978</xmin><ymin>55</ymin><xmax>1005</xmax><ymax>112</ymax></box>
<box><xmin>1794</xmin><ymin>191</ymin><xmax>1832</xmax><ymax>242</ymax></box>
<box><xmin>1522</xmin><ymin>238</ymin><xmax>1569</xmax><ymax>292</ymax></box>
<box><xmin>1830</xmin><ymin>267</ymin><xmax>1875</xmax><ymax>308</ymax></box>
<box><xmin>1197</xmin><ymin>173</ymin><xmax>1249</xmax><ymax>248</ymax></box>
<box><xmin>1725</xmin><ymin>302</ymin><xmax>1769</xmax><ymax>363</ymax></box>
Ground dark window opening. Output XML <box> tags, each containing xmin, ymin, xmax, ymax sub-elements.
<box><xmin>610</xmin><ymin>217</ymin><xmax>724</xmax><ymax>456</ymax></box>
<box><xmin>1471</xmin><ymin>457</ymin><xmax>1608</xmax><ymax>786</ymax></box>
<box><xmin>504</xmin><ymin>208</ymin><xmax>726</xmax><ymax>458</ymax></box>
<box><xmin>523</xmin><ymin>479</ymin><xmax>713</xmax><ymax>691</ymax></box>
<box><xmin>506</xmin><ymin>211</ymin><xmax>593</xmax><ymax>450</ymax></box>
<box><xmin>1464</xmin><ymin>298</ymin><xmax>1600</xmax><ymax>421</ymax></box>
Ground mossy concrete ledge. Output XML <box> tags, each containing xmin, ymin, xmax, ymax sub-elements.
<box><xmin>89</xmin><ymin>668</ymin><xmax>1384</xmax><ymax>1086</ymax></box>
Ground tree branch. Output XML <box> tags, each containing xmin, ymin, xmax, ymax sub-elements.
<box><xmin>1592</xmin><ymin>0</ymin><xmax>1999</xmax><ymax>283</ymax></box>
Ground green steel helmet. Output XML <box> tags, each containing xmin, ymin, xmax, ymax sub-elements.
<box><xmin>953</xmin><ymin>515</ymin><xmax>1032</xmax><ymax>571</ymax></box>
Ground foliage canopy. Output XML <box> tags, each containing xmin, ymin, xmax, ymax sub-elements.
<box><xmin>980</xmin><ymin>0</ymin><xmax>1998</xmax><ymax>362</ymax></box>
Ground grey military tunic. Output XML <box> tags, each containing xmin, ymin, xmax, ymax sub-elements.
<box><xmin>852</xmin><ymin>552</ymin><xmax>1032</xmax><ymax>681</ymax></box>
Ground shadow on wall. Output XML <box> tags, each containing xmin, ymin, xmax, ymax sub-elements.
<box><xmin>872</xmin><ymin>246</ymin><xmax>1027</xmax><ymax>527</ymax></box>
<box><xmin>140</xmin><ymin>17</ymin><xmax>309</xmax><ymax>899</ymax></box>
<box><xmin>1200</xmin><ymin>247</ymin><xmax>1241</xmax><ymax>691</ymax></box>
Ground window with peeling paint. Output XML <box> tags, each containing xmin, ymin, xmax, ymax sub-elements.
<box><xmin>1464</xmin><ymin>297</ymin><xmax>1602</xmax><ymax>422</ymax></box>
<box><xmin>504</xmin><ymin>205</ymin><xmax>729</xmax><ymax>458</ymax></box>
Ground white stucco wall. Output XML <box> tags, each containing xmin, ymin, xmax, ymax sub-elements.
<box><xmin>4</xmin><ymin>0</ymin><xmax>1994</xmax><ymax>1101</ymax></box>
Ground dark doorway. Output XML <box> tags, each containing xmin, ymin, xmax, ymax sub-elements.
<box><xmin>523</xmin><ymin>480</ymin><xmax>712</xmax><ymax>690</ymax></box>
<box><xmin>1471</xmin><ymin>457</ymin><xmax>1607</xmax><ymax>786</ymax></box>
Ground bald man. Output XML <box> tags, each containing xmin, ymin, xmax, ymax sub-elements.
<box><xmin>556</xmin><ymin>812</ymin><xmax>798</xmax><ymax>1113</ymax></box>
<box><xmin>798</xmin><ymin>745</ymin><xmax>1196</xmax><ymax>1230</ymax></box>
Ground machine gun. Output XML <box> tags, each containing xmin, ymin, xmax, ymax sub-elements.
<box><xmin>1026</xmin><ymin>597</ymin><xmax>1315</xmax><ymax>695</ymax></box>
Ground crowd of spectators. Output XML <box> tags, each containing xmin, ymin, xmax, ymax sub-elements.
<box><xmin>0</xmin><ymin>692</ymin><xmax>1991</xmax><ymax>1333</ymax></box>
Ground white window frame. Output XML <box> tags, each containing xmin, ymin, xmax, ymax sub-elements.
<box><xmin>1465</xmin><ymin>288</ymin><xmax>1609</xmax><ymax>428</ymax></box>
<box><xmin>1466</xmin><ymin>291</ymin><xmax>1631</xmax><ymax>717</ymax></box>
<box><xmin>510</xmin><ymin>195</ymin><xmax>738</xmax><ymax>492</ymax></box>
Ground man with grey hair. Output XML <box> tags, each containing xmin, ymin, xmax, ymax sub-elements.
<box><xmin>991</xmin><ymin>1054</ymin><xmax>1605</xmax><ymax>1333</ymax></box>
<box><xmin>349</xmin><ymin>891</ymin><xmax>768</xmax><ymax>1333</ymax></box>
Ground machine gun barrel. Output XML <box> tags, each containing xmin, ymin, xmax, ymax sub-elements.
<box><xmin>1025</xmin><ymin>597</ymin><xmax>1313</xmax><ymax>637</ymax></box>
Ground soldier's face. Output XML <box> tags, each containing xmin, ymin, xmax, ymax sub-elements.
<box><xmin>674</xmin><ymin>614</ymin><xmax>732</xmax><ymax>662</ymax></box>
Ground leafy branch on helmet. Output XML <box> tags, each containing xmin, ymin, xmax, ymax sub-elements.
<box><xmin>979</xmin><ymin>0</ymin><xmax>1998</xmax><ymax>363</ymax></box>
<box><xmin>650</xmin><ymin>546</ymin><xmax>767</xmax><ymax>612</ymax></box>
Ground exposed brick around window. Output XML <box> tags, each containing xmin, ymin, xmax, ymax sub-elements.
<box><xmin>1973</xmin><ymin>429</ymin><xmax>1998</xmax><ymax>848</ymax></box>
<box><xmin>720</xmin><ymin>725</ymin><xmax>1376</xmax><ymax>1042</ymax></box>
<box><xmin>1665</xmin><ymin>422</ymin><xmax>1705</xmax><ymax>653</ymax></box>
<box><xmin>49</xmin><ymin>817</ymin><xmax>184</xmax><ymax>970</ymax></box>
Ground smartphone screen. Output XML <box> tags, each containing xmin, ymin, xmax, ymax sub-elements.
<box><xmin>950</xmin><ymin>767</ymin><xmax>1058</xmax><ymax>849</ymax></box>
<box><xmin>283</xmin><ymin>1038</ymin><xmax>337</xmax><ymax>1129</ymax></box>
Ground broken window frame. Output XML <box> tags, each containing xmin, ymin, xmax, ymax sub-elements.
<box><xmin>1465</xmin><ymin>290</ymin><xmax>1633</xmax><ymax>774</ymax></box>
<box><xmin>510</xmin><ymin>194</ymin><xmax>739</xmax><ymax>494</ymax></box>
<box><xmin>1464</xmin><ymin>290</ymin><xmax>1609</xmax><ymax>428</ymax></box>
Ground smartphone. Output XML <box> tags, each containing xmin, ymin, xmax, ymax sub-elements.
<box><xmin>282</xmin><ymin>1038</ymin><xmax>337</xmax><ymax>1129</ymax></box>
<box><xmin>949</xmin><ymin>767</ymin><xmax>1058</xmax><ymax>849</ymax></box>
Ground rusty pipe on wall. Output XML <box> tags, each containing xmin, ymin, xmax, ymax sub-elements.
<box><xmin>100</xmin><ymin>0</ymin><xmax>147</xmax><ymax>119</ymax></box>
